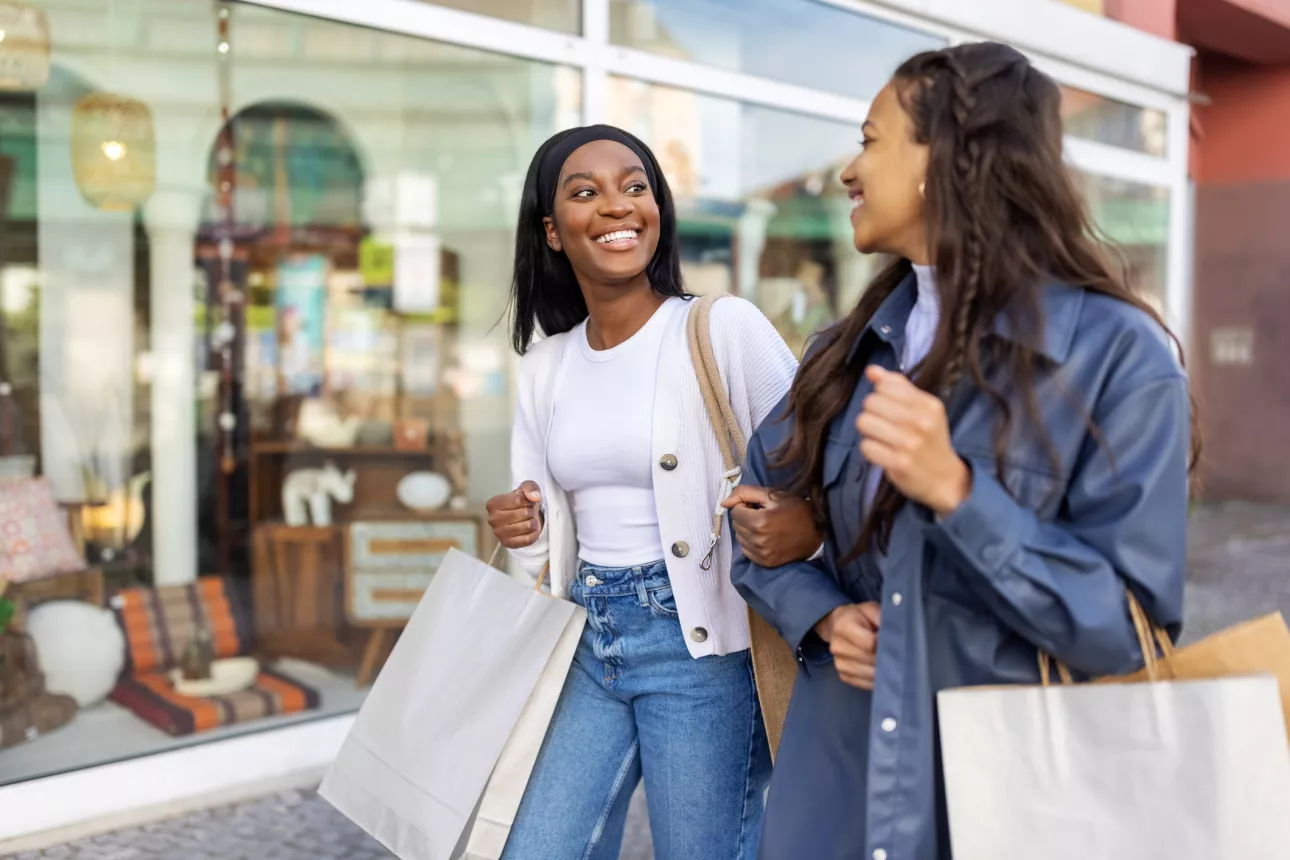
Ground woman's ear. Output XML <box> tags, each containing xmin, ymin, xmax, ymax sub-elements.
<box><xmin>543</xmin><ymin>216</ymin><xmax>562</xmax><ymax>252</ymax></box>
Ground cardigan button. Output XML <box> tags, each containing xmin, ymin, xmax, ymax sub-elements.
<box><xmin>659</xmin><ymin>454</ymin><xmax>678</xmax><ymax>471</ymax></box>
<box><xmin>671</xmin><ymin>541</ymin><xmax>690</xmax><ymax>558</ymax></box>
<box><xmin>690</xmin><ymin>627</ymin><xmax>709</xmax><ymax>643</ymax></box>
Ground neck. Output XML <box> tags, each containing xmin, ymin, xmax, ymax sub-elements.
<box><xmin>579</xmin><ymin>273</ymin><xmax>664</xmax><ymax>350</ymax></box>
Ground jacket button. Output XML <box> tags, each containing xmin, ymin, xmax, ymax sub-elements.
<box><xmin>671</xmin><ymin>541</ymin><xmax>689</xmax><ymax>558</ymax></box>
<box><xmin>690</xmin><ymin>627</ymin><xmax>709</xmax><ymax>643</ymax></box>
<box><xmin>659</xmin><ymin>454</ymin><xmax>678</xmax><ymax>471</ymax></box>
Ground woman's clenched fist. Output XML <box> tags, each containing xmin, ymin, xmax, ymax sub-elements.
<box><xmin>486</xmin><ymin>480</ymin><xmax>544</xmax><ymax>548</ymax></box>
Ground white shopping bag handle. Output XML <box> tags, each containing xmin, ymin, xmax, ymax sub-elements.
<box><xmin>488</xmin><ymin>533</ymin><xmax>551</xmax><ymax>592</ymax></box>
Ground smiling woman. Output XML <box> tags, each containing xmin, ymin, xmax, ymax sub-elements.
<box><xmin>485</xmin><ymin>125</ymin><xmax>806</xmax><ymax>859</ymax></box>
<box><xmin>508</xmin><ymin>124</ymin><xmax>687</xmax><ymax>354</ymax></box>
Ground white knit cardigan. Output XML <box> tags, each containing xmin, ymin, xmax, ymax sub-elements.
<box><xmin>508</xmin><ymin>296</ymin><xmax>798</xmax><ymax>658</ymax></box>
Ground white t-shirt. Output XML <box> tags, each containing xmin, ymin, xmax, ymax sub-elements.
<box><xmin>547</xmin><ymin>298</ymin><xmax>681</xmax><ymax>567</ymax></box>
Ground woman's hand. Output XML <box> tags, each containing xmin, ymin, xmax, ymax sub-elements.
<box><xmin>486</xmin><ymin>480</ymin><xmax>544</xmax><ymax>548</ymax></box>
<box><xmin>814</xmin><ymin>603</ymin><xmax>882</xmax><ymax>689</ymax></box>
<box><xmin>722</xmin><ymin>485</ymin><xmax>823</xmax><ymax>568</ymax></box>
<box><xmin>856</xmin><ymin>366</ymin><xmax>972</xmax><ymax>517</ymax></box>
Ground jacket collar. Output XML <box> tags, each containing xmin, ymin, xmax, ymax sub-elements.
<box><xmin>846</xmin><ymin>272</ymin><xmax>1084</xmax><ymax>365</ymax></box>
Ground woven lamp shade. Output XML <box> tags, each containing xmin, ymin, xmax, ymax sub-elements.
<box><xmin>0</xmin><ymin>2</ymin><xmax>50</xmax><ymax>92</ymax></box>
<box><xmin>70</xmin><ymin>92</ymin><xmax>156</xmax><ymax>211</ymax></box>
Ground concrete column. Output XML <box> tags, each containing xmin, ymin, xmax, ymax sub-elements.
<box><xmin>143</xmin><ymin>189</ymin><xmax>203</xmax><ymax>585</ymax></box>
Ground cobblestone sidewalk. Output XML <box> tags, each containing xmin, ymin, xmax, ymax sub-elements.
<box><xmin>6</xmin><ymin>786</ymin><xmax>655</xmax><ymax>860</ymax></box>
<box><xmin>10</xmin><ymin>502</ymin><xmax>1289</xmax><ymax>860</ymax></box>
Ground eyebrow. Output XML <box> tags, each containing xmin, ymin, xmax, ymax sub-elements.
<box><xmin>561</xmin><ymin>164</ymin><xmax>647</xmax><ymax>188</ymax></box>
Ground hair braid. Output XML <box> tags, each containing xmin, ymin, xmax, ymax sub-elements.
<box><xmin>942</xmin><ymin>55</ymin><xmax>987</xmax><ymax>395</ymax></box>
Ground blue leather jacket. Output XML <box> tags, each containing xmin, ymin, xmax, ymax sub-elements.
<box><xmin>732</xmin><ymin>273</ymin><xmax>1191</xmax><ymax>860</ymax></box>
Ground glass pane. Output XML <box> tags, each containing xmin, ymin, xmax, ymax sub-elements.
<box><xmin>610</xmin><ymin>0</ymin><xmax>946</xmax><ymax>102</ymax></box>
<box><xmin>609</xmin><ymin>76</ymin><xmax>875</xmax><ymax>357</ymax></box>
<box><xmin>416</xmin><ymin>0</ymin><xmax>580</xmax><ymax>33</ymax></box>
<box><xmin>1075</xmin><ymin>172</ymin><xmax>1170</xmax><ymax>310</ymax></box>
<box><xmin>0</xmin><ymin>0</ymin><xmax>578</xmax><ymax>787</ymax></box>
<box><xmin>1061</xmin><ymin>86</ymin><xmax>1168</xmax><ymax>156</ymax></box>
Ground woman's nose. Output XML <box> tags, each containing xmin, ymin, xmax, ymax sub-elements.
<box><xmin>600</xmin><ymin>193</ymin><xmax>633</xmax><ymax>218</ymax></box>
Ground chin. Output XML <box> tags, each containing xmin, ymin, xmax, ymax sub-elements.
<box><xmin>599</xmin><ymin>253</ymin><xmax>654</xmax><ymax>282</ymax></box>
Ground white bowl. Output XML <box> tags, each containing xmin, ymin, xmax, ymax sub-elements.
<box><xmin>169</xmin><ymin>656</ymin><xmax>259</xmax><ymax>697</ymax></box>
<box><xmin>397</xmin><ymin>471</ymin><xmax>452</xmax><ymax>511</ymax></box>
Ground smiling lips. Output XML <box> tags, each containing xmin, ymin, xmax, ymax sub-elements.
<box><xmin>849</xmin><ymin>189</ymin><xmax>865</xmax><ymax>211</ymax></box>
<box><xmin>595</xmin><ymin>227</ymin><xmax>641</xmax><ymax>250</ymax></box>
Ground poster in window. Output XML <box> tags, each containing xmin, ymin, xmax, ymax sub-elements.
<box><xmin>275</xmin><ymin>254</ymin><xmax>328</xmax><ymax>396</ymax></box>
<box><xmin>401</xmin><ymin>324</ymin><xmax>439</xmax><ymax>396</ymax></box>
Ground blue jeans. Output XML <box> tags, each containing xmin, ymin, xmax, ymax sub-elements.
<box><xmin>501</xmin><ymin>560</ymin><xmax>771</xmax><ymax>860</ymax></box>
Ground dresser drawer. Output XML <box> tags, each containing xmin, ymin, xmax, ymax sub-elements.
<box><xmin>348</xmin><ymin>570</ymin><xmax>438</xmax><ymax>622</ymax></box>
<box><xmin>347</xmin><ymin>520</ymin><xmax>480</xmax><ymax>570</ymax></box>
<box><xmin>345</xmin><ymin>518</ymin><xmax>482</xmax><ymax>625</ymax></box>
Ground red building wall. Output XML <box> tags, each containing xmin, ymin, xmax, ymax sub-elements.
<box><xmin>1148</xmin><ymin>1</ymin><xmax>1290</xmax><ymax>499</ymax></box>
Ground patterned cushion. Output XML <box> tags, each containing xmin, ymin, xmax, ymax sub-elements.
<box><xmin>0</xmin><ymin>477</ymin><xmax>86</xmax><ymax>585</ymax></box>
<box><xmin>110</xmin><ymin>668</ymin><xmax>319</xmax><ymax>736</ymax></box>
<box><xmin>111</xmin><ymin>577</ymin><xmax>252</xmax><ymax>674</ymax></box>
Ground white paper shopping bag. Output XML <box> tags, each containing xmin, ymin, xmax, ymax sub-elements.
<box><xmin>938</xmin><ymin>674</ymin><xmax>1290</xmax><ymax>860</ymax></box>
<box><xmin>320</xmin><ymin>548</ymin><xmax>586</xmax><ymax>860</ymax></box>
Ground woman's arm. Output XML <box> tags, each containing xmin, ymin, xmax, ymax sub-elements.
<box><xmin>928</xmin><ymin>375</ymin><xmax>1190</xmax><ymax>676</ymax></box>
<box><xmin>710</xmin><ymin>297</ymin><xmax>799</xmax><ymax>437</ymax></box>
<box><xmin>731</xmin><ymin>407</ymin><xmax>853</xmax><ymax>664</ymax></box>
<box><xmin>710</xmin><ymin>297</ymin><xmax>826</xmax><ymax>566</ymax></box>
<box><xmin>503</xmin><ymin>359</ymin><xmax>550</xmax><ymax>576</ymax></box>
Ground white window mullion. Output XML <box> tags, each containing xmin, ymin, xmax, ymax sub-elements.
<box><xmin>1064</xmin><ymin>137</ymin><xmax>1173</xmax><ymax>188</ymax></box>
<box><xmin>1164</xmin><ymin>103</ymin><xmax>1194</xmax><ymax>349</ymax></box>
<box><xmin>605</xmin><ymin>45</ymin><xmax>871</xmax><ymax>128</ymax></box>
<box><xmin>581</xmin><ymin>0</ymin><xmax>609</xmax><ymax>125</ymax></box>
<box><xmin>237</xmin><ymin>0</ymin><xmax>593</xmax><ymax>69</ymax></box>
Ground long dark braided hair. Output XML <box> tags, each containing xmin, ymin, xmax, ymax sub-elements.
<box><xmin>773</xmin><ymin>42</ymin><xmax>1201</xmax><ymax>556</ymax></box>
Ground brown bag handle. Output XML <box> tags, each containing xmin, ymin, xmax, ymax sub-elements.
<box><xmin>1039</xmin><ymin>586</ymin><xmax>1173</xmax><ymax>686</ymax></box>
<box><xmin>686</xmin><ymin>294</ymin><xmax>745</xmax><ymax>571</ymax></box>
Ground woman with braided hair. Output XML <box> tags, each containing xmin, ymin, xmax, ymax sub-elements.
<box><xmin>724</xmin><ymin>42</ymin><xmax>1198</xmax><ymax>859</ymax></box>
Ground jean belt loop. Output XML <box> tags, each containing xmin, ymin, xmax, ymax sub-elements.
<box><xmin>633</xmin><ymin>567</ymin><xmax>650</xmax><ymax>607</ymax></box>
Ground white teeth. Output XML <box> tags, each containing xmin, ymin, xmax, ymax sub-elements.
<box><xmin>597</xmin><ymin>230</ymin><xmax>638</xmax><ymax>243</ymax></box>
<box><xmin>850</xmin><ymin>197</ymin><xmax>864</xmax><ymax>211</ymax></box>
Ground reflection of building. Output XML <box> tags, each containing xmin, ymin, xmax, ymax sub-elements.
<box><xmin>0</xmin><ymin>0</ymin><xmax>1194</xmax><ymax>846</ymax></box>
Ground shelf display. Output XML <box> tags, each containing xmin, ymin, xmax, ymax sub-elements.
<box><xmin>280</xmin><ymin>461</ymin><xmax>357</xmax><ymax>527</ymax></box>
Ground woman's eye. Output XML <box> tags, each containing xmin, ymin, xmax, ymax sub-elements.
<box><xmin>627</xmin><ymin>182</ymin><xmax>648</xmax><ymax>193</ymax></box>
<box><xmin>572</xmin><ymin>188</ymin><xmax>595</xmax><ymax>198</ymax></box>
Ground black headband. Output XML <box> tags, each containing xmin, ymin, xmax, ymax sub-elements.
<box><xmin>537</xmin><ymin>125</ymin><xmax>658</xmax><ymax>215</ymax></box>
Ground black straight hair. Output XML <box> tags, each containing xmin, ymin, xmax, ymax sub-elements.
<box><xmin>507</xmin><ymin>126</ymin><xmax>688</xmax><ymax>355</ymax></box>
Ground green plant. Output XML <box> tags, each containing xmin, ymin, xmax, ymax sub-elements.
<box><xmin>0</xmin><ymin>597</ymin><xmax>14</xmax><ymax>636</ymax></box>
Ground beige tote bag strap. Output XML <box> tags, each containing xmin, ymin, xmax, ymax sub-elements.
<box><xmin>686</xmin><ymin>294</ymin><xmax>745</xmax><ymax>571</ymax></box>
<box><xmin>1038</xmin><ymin>586</ymin><xmax>1172</xmax><ymax>686</ymax></box>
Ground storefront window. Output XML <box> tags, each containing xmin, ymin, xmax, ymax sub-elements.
<box><xmin>0</xmin><ymin>0</ymin><xmax>578</xmax><ymax>786</ymax></box>
<box><xmin>610</xmin><ymin>0</ymin><xmax>945</xmax><ymax>103</ymax></box>
<box><xmin>418</xmin><ymin>0</ymin><xmax>581</xmax><ymax>33</ymax></box>
<box><xmin>1075</xmin><ymin>172</ymin><xmax>1170</xmax><ymax>309</ymax></box>
<box><xmin>1061</xmin><ymin>86</ymin><xmax>1168</xmax><ymax>157</ymax></box>
<box><xmin>608</xmin><ymin>76</ymin><xmax>875</xmax><ymax>357</ymax></box>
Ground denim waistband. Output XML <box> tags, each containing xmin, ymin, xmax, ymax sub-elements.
<box><xmin>574</xmin><ymin>559</ymin><xmax>669</xmax><ymax>600</ymax></box>
<box><xmin>576</xmin><ymin>559</ymin><xmax>668</xmax><ymax>582</ymax></box>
